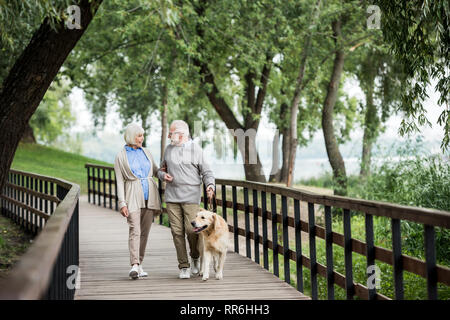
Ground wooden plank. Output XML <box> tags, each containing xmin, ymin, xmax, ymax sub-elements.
<box><xmin>74</xmin><ymin>195</ymin><xmax>309</xmax><ymax>300</ymax></box>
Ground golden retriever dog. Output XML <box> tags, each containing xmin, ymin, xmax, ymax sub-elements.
<box><xmin>191</xmin><ymin>208</ymin><xmax>229</xmax><ymax>281</ymax></box>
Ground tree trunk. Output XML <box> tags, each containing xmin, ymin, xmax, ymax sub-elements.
<box><xmin>268</xmin><ymin>130</ymin><xmax>281</xmax><ymax>182</ymax></box>
<box><xmin>286</xmin><ymin>0</ymin><xmax>321</xmax><ymax>187</ymax></box>
<box><xmin>193</xmin><ymin>60</ymin><xmax>269</xmax><ymax>182</ymax></box>
<box><xmin>269</xmin><ymin>101</ymin><xmax>289</xmax><ymax>183</ymax></box>
<box><xmin>20</xmin><ymin>123</ymin><xmax>36</xmax><ymax>143</ymax></box>
<box><xmin>322</xmin><ymin>19</ymin><xmax>347</xmax><ymax>196</ymax></box>
<box><xmin>141</xmin><ymin>112</ymin><xmax>149</xmax><ymax>148</ymax></box>
<box><xmin>0</xmin><ymin>0</ymin><xmax>103</xmax><ymax>195</ymax></box>
<box><xmin>360</xmin><ymin>81</ymin><xmax>378</xmax><ymax>177</ymax></box>
<box><xmin>191</xmin><ymin>1</ymin><xmax>268</xmax><ymax>183</ymax></box>
<box><xmin>161</xmin><ymin>84</ymin><xmax>168</xmax><ymax>162</ymax></box>
<box><xmin>280</xmin><ymin>126</ymin><xmax>290</xmax><ymax>183</ymax></box>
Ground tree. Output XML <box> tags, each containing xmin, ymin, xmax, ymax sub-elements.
<box><xmin>28</xmin><ymin>76</ymin><xmax>75</xmax><ymax>145</ymax></box>
<box><xmin>285</xmin><ymin>0</ymin><xmax>322</xmax><ymax>187</ymax></box>
<box><xmin>375</xmin><ymin>0</ymin><xmax>450</xmax><ymax>151</ymax></box>
<box><xmin>176</xmin><ymin>0</ymin><xmax>283</xmax><ymax>182</ymax></box>
<box><xmin>354</xmin><ymin>44</ymin><xmax>405</xmax><ymax>176</ymax></box>
<box><xmin>0</xmin><ymin>0</ymin><xmax>103</xmax><ymax>194</ymax></box>
<box><xmin>319</xmin><ymin>1</ymin><xmax>376</xmax><ymax>195</ymax></box>
<box><xmin>64</xmin><ymin>0</ymin><xmax>220</xmax><ymax>157</ymax></box>
<box><xmin>322</xmin><ymin>17</ymin><xmax>348</xmax><ymax>195</ymax></box>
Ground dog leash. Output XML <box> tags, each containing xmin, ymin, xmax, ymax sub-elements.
<box><xmin>207</xmin><ymin>193</ymin><xmax>217</xmax><ymax>213</ymax></box>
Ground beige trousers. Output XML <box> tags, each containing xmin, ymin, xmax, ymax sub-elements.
<box><xmin>166</xmin><ymin>203</ymin><xmax>200</xmax><ymax>269</ymax></box>
<box><xmin>127</xmin><ymin>207</ymin><xmax>155</xmax><ymax>266</ymax></box>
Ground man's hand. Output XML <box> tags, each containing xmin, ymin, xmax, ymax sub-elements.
<box><xmin>120</xmin><ymin>206</ymin><xmax>129</xmax><ymax>218</ymax></box>
<box><xmin>206</xmin><ymin>185</ymin><xmax>215</xmax><ymax>199</ymax></box>
<box><xmin>164</xmin><ymin>173</ymin><xmax>173</xmax><ymax>182</ymax></box>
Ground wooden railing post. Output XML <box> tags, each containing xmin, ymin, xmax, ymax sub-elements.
<box><xmin>325</xmin><ymin>205</ymin><xmax>334</xmax><ymax>300</ymax></box>
<box><xmin>261</xmin><ymin>191</ymin><xmax>269</xmax><ymax>270</ymax></box>
<box><xmin>365</xmin><ymin>213</ymin><xmax>376</xmax><ymax>300</ymax></box>
<box><xmin>253</xmin><ymin>189</ymin><xmax>259</xmax><ymax>265</ymax></box>
<box><xmin>391</xmin><ymin>218</ymin><xmax>404</xmax><ymax>300</ymax></box>
<box><xmin>294</xmin><ymin>199</ymin><xmax>303</xmax><ymax>292</ymax></box>
<box><xmin>221</xmin><ymin>185</ymin><xmax>227</xmax><ymax>222</ymax></box>
<box><xmin>343</xmin><ymin>208</ymin><xmax>354</xmax><ymax>300</ymax></box>
<box><xmin>271</xmin><ymin>193</ymin><xmax>279</xmax><ymax>277</ymax></box>
<box><xmin>232</xmin><ymin>186</ymin><xmax>239</xmax><ymax>253</ymax></box>
<box><xmin>308</xmin><ymin>202</ymin><xmax>318</xmax><ymax>300</ymax></box>
<box><xmin>244</xmin><ymin>187</ymin><xmax>251</xmax><ymax>259</ymax></box>
<box><xmin>281</xmin><ymin>195</ymin><xmax>290</xmax><ymax>285</ymax></box>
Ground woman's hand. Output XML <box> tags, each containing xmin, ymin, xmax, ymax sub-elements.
<box><xmin>120</xmin><ymin>206</ymin><xmax>129</xmax><ymax>218</ymax></box>
<box><xmin>164</xmin><ymin>173</ymin><xmax>173</xmax><ymax>182</ymax></box>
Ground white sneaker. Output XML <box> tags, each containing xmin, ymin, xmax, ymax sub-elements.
<box><xmin>179</xmin><ymin>268</ymin><xmax>191</xmax><ymax>279</ymax></box>
<box><xmin>191</xmin><ymin>258</ymin><xmax>200</xmax><ymax>275</ymax></box>
<box><xmin>138</xmin><ymin>265</ymin><xmax>148</xmax><ymax>277</ymax></box>
<box><xmin>129</xmin><ymin>264</ymin><xmax>139</xmax><ymax>279</ymax></box>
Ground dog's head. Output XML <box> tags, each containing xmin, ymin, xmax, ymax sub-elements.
<box><xmin>191</xmin><ymin>208</ymin><xmax>216</xmax><ymax>233</ymax></box>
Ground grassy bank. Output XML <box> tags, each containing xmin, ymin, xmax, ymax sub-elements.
<box><xmin>0</xmin><ymin>215</ymin><xmax>33</xmax><ymax>279</ymax></box>
<box><xmin>11</xmin><ymin>142</ymin><xmax>112</xmax><ymax>194</ymax></box>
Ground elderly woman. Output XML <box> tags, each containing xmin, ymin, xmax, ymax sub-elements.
<box><xmin>114</xmin><ymin>123</ymin><xmax>162</xmax><ymax>279</ymax></box>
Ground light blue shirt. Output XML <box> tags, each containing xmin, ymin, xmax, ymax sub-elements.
<box><xmin>125</xmin><ymin>145</ymin><xmax>151</xmax><ymax>200</ymax></box>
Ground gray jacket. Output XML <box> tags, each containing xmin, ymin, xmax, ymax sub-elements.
<box><xmin>157</xmin><ymin>140</ymin><xmax>215</xmax><ymax>204</ymax></box>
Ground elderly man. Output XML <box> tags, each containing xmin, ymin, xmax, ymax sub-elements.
<box><xmin>158</xmin><ymin>120</ymin><xmax>215</xmax><ymax>279</ymax></box>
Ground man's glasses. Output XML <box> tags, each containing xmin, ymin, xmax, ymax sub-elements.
<box><xmin>168</xmin><ymin>131</ymin><xmax>183</xmax><ymax>137</ymax></box>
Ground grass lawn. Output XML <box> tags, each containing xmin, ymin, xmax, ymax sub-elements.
<box><xmin>0</xmin><ymin>214</ymin><xmax>33</xmax><ymax>279</ymax></box>
<box><xmin>10</xmin><ymin>142</ymin><xmax>112</xmax><ymax>194</ymax></box>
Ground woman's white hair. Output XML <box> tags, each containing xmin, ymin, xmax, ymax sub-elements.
<box><xmin>170</xmin><ymin>120</ymin><xmax>190</xmax><ymax>137</ymax></box>
<box><xmin>124</xmin><ymin>122</ymin><xmax>144</xmax><ymax>145</ymax></box>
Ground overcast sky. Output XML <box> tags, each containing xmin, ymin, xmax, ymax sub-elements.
<box><xmin>68</xmin><ymin>78</ymin><xmax>447</xmax><ymax>180</ymax></box>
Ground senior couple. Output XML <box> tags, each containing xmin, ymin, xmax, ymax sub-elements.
<box><xmin>113</xmin><ymin>120</ymin><xmax>215</xmax><ymax>280</ymax></box>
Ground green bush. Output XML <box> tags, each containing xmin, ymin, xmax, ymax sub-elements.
<box><xmin>294</xmin><ymin>140</ymin><xmax>450</xmax><ymax>299</ymax></box>
<box><xmin>352</xmin><ymin>153</ymin><xmax>450</xmax><ymax>265</ymax></box>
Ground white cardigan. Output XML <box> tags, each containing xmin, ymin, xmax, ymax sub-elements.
<box><xmin>113</xmin><ymin>146</ymin><xmax>161</xmax><ymax>214</ymax></box>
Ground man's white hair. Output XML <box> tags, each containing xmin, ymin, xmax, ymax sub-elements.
<box><xmin>124</xmin><ymin>122</ymin><xmax>144</xmax><ymax>145</ymax></box>
<box><xmin>170</xmin><ymin>120</ymin><xmax>190</xmax><ymax>137</ymax></box>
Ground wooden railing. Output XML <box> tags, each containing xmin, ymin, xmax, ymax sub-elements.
<box><xmin>85</xmin><ymin>163</ymin><xmax>450</xmax><ymax>300</ymax></box>
<box><xmin>0</xmin><ymin>169</ymin><xmax>80</xmax><ymax>300</ymax></box>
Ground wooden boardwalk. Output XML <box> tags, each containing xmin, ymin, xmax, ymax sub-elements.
<box><xmin>74</xmin><ymin>195</ymin><xmax>309</xmax><ymax>300</ymax></box>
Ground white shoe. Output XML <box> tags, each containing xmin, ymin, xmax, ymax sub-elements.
<box><xmin>138</xmin><ymin>265</ymin><xmax>148</xmax><ymax>277</ymax></box>
<box><xmin>179</xmin><ymin>268</ymin><xmax>191</xmax><ymax>279</ymax></box>
<box><xmin>129</xmin><ymin>264</ymin><xmax>139</xmax><ymax>279</ymax></box>
<box><xmin>191</xmin><ymin>258</ymin><xmax>200</xmax><ymax>275</ymax></box>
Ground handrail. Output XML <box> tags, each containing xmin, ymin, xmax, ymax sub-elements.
<box><xmin>215</xmin><ymin>179</ymin><xmax>450</xmax><ymax>228</ymax></box>
<box><xmin>84</xmin><ymin>163</ymin><xmax>450</xmax><ymax>300</ymax></box>
<box><xmin>84</xmin><ymin>163</ymin><xmax>450</xmax><ymax>228</ymax></box>
<box><xmin>0</xmin><ymin>169</ymin><xmax>80</xmax><ymax>300</ymax></box>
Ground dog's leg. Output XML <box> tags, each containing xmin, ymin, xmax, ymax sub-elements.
<box><xmin>202</xmin><ymin>251</ymin><xmax>211</xmax><ymax>281</ymax></box>
<box><xmin>199</xmin><ymin>254</ymin><xmax>203</xmax><ymax>276</ymax></box>
<box><xmin>198</xmin><ymin>235</ymin><xmax>204</xmax><ymax>277</ymax></box>
<box><xmin>213</xmin><ymin>255</ymin><xmax>218</xmax><ymax>273</ymax></box>
<box><xmin>215</xmin><ymin>251</ymin><xmax>226</xmax><ymax>280</ymax></box>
